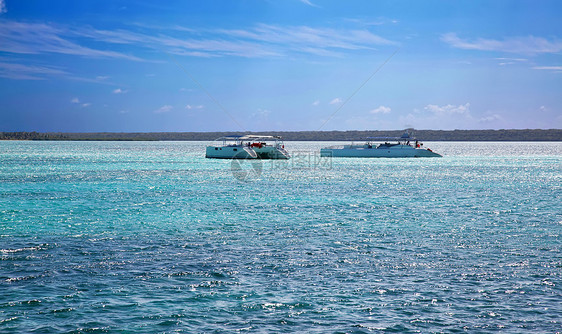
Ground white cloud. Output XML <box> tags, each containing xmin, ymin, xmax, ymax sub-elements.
<box><xmin>0</xmin><ymin>59</ymin><xmax>112</xmax><ymax>82</ymax></box>
<box><xmin>532</xmin><ymin>66</ymin><xmax>562</xmax><ymax>71</ymax></box>
<box><xmin>79</xmin><ymin>22</ymin><xmax>396</xmax><ymax>58</ymax></box>
<box><xmin>112</xmin><ymin>88</ymin><xmax>127</xmax><ymax>94</ymax></box>
<box><xmin>154</xmin><ymin>105</ymin><xmax>173</xmax><ymax>113</ymax></box>
<box><xmin>0</xmin><ymin>61</ymin><xmax>67</xmax><ymax>80</ymax></box>
<box><xmin>252</xmin><ymin>108</ymin><xmax>271</xmax><ymax>117</ymax></box>
<box><xmin>0</xmin><ymin>21</ymin><xmax>142</xmax><ymax>61</ymax></box>
<box><xmin>539</xmin><ymin>105</ymin><xmax>547</xmax><ymax>111</ymax></box>
<box><xmin>70</xmin><ymin>98</ymin><xmax>91</xmax><ymax>108</ymax></box>
<box><xmin>424</xmin><ymin>103</ymin><xmax>470</xmax><ymax>115</ymax></box>
<box><xmin>479</xmin><ymin>114</ymin><xmax>502</xmax><ymax>123</ymax></box>
<box><xmin>398</xmin><ymin>103</ymin><xmax>476</xmax><ymax>130</ymax></box>
<box><xmin>0</xmin><ymin>19</ymin><xmax>397</xmax><ymax>63</ymax></box>
<box><xmin>441</xmin><ymin>33</ymin><xmax>562</xmax><ymax>55</ymax></box>
<box><xmin>370</xmin><ymin>105</ymin><xmax>391</xmax><ymax>114</ymax></box>
<box><xmin>495</xmin><ymin>57</ymin><xmax>527</xmax><ymax>62</ymax></box>
<box><xmin>299</xmin><ymin>0</ymin><xmax>318</xmax><ymax>7</ymax></box>
<box><xmin>312</xmin><ymin>100</ymin><xmax>320</xmax><ymax>106</ymax></box>
<box><xmin>185</xmin><ymin>104</ymin><xmax>203</xmax><ymax>110</ymax></box>
<box><xmin>497</xmin><ymin>58</ymin><xmax>527</xmax><ymax>66</ymax></box>
<box><xmin>330</xmin><ymin>98</ymin><xmax>342</xmax><ymax>104</ymax></box>
<box><xmin>0</xmin><ymin>0</ymin><xmax>6</xmax><ymax>14</ymax></box>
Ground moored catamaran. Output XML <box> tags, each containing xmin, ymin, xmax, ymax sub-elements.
<box><xmin>205</xmin><ymin>135</ymin><xmax>290</xmax><ymax>159</ymax></box>
<box><xmin>320</xmin><ymin>132</ymin><xmax>441</xmax><ymax>158</ymax></box>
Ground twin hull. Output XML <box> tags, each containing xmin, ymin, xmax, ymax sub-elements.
<box><xmin>252</xmin><ymin>146</ymin><xmax>290</xmax><ymax>159</ymax></box>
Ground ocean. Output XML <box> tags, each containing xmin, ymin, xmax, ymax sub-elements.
<box><xmin>1</xmin><ymin>141</ymin><xmax>561</xmax><ymax>333</ymax></box>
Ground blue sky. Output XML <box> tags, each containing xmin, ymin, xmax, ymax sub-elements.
<box><xmin>0</xmin><ymin>0</ymin><xmax>561</xmax><ymax>132</ymax></box>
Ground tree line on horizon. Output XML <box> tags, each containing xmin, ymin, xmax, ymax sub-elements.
<box><xmin>1</xmin><ymin>129</ymin><xmax>561</xmax><ymax>141</ymax></box>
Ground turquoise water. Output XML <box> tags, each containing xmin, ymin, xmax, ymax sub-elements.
<box><xmin>1</xmin><ymin>141</ymin><xmax>561</xmax><ymax>333</ymax></box>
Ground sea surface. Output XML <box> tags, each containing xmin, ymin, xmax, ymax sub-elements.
<box><xmin>1</xmin><ymin>141</ymin><xmax>561</xmax><ymax>333</ymax></box>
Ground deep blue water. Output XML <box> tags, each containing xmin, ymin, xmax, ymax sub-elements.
<box><xmin>1</xmin><ymin>141</ymin><xmax>561</xmax><ymax>333</ymax></box>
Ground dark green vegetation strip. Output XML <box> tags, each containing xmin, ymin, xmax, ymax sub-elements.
<box><xmin>1</xmin><ymin>129</ymin><xmax>561</xmax><ymax>141</ymax></box>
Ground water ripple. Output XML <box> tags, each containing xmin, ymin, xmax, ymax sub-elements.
<box><xmin>0</xmin><ymin>141</ymin><xmax>560</xmax><ymax>333</ymax></box>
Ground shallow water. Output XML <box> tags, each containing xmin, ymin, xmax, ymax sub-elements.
<box><xmin>1</xmin><ymin>141</ymin><xmax>561</xmax><ymax>333</ymax></box>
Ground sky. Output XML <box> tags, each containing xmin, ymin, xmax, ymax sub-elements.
<box><xmin>0</xmin><ymin>0</ymin><xmax>561</xmax><ymax>132</ymax></box>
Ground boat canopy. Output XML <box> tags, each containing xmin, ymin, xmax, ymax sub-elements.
<box><xmin>239</xmin><ymin>135</ymin><xmax>282</xmax><ymax>141</ymax></box>
<box><xmin>364</xmin><ymin>132</ymin><xmax>417</xmax><ymax>142</ymax></box>
<box><xmin>214</xmin><ymin>135</ymin><xmax>244</xmax><ymax>141</ymax></box>
<box><xmin>214</xmin><ymin>135</ymin><xmax>282</xmax><ymax>141</ymax></box>
<box><xmin>365</xmin><ymin>136</ymin><xmax>415</xmax><ymax>141</ymax></box>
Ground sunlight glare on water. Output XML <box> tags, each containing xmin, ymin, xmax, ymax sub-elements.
<box><xmin>1</xmin><ymin>141</ymin><xmax>561</xmax><ymax>333</ymax></box>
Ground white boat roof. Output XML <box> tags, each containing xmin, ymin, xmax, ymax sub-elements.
<box><xmin>365</xmin><ymin>132</ymin><xmax>418</xmax><ymax>141</ymax></box>
<box><xmin>214</xmin><ymin>134</ymin><xmax>282</xmax><ymax>141</ymax></box>
<box><xmin>366</xmin><ymin>136</ymin><xmax>416</xmax><ymax>141</ymax></box>
<box><xmin>215</xmin><ymin>135</ymin><xmax>244</xmax><ymax>141</ymax></box>
<box><xmin>239</xmin><ymin>135</ymin><xmax>281</xmax><ymax>140</ymax></box>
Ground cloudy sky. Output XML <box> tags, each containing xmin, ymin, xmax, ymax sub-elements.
<box><xmin>0</xmin><ymin>0</ymin><xmax>561</xmax><ymax>132</ymax></box>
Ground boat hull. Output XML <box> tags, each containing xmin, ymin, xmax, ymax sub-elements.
<box><xmin>252</xmin><ymin>146</ymin><xmax>290</xmax><ymax>159</ymax></box>
<box><xmin>320</xmin><ymin>145</ymin><xmax>441</xmax><ymax>158</ymax></box>
<box><xmin>206</xmin><ymin>146</ymin><xmax>257</xmax><ymax>159</ymax></box>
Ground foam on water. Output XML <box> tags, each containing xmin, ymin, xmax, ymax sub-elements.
<box><xmin>1</xmin><ymin>141</ymin><xmax>561</xmax><ymax>333</ymax></box>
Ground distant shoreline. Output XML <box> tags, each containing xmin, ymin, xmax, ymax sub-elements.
<box><xmin>1</xmin><ymin>129</ymin><xmax>561</xmax><ymax>141</ymax></box>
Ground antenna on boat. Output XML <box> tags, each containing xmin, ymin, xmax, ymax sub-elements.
<box><xmin>317</xmin><ymin>47</ymin><xmax>400</xmax><ymax>131</ymax></box>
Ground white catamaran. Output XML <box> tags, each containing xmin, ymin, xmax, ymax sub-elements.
<box><xmin>206</xmin><ymin>135</ymin><xmax>290</xmax><ymax>159</ymax></box>
<box><xmin>320</xmin><ymin>132</ymin><xmax>441</xmax><ymax>158</ymax></box>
